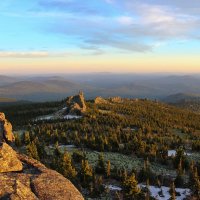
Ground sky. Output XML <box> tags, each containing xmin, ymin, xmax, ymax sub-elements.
<box><xmin>0</xmin><ymin>0</ymin><xmax>200</xmax><ymax>74</ymax></box>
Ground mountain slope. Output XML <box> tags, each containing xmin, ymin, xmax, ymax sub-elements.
<box><xmin>163</xmin><ymin>93</ymin><xmax>200</xmax><ymax>103</ymax></box>
<box><xmin>1</xmin><ymin>74</ymin><xmax>200</xmax><ymax>101</ymax></box>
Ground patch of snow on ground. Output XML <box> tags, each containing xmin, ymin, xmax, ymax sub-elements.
<box><xmin>168</xmin><ymin>150</ymin><xmax>192</xmax><ymax>157</ymax></box>
<box><xmin>37</xmin><ymin>115</ymin><xmax>54</xmax><ymax>120</ymax></box>
<box><xmin>105</xmin><ymin>185</ymin><xmax>122</xmax><ymax>191</ymax></box>
<box><xmin>48</xmin><ymin>145</ymin><xmax>76</xmax><ymax>149</ymax></box>
<box><xmin>64</xmin><ymin>115</ymin><xmax>82</xmax><ymax>119</ymax></box>
<box><xmin>59</xmin><ymin>145</ymin><xmax>75</xmax><ymax>149</ymax></box>
<box><xmin>140</xmin><ymin>185</ymin><xmax>191</xmax><ymax>200</ymax></box>
<box><xmin>168</xmin><ymin>150</ymin><xmax>176</xmax><ymax>157</ymax></box>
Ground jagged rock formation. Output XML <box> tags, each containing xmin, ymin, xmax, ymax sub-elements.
<box><xmin>0</xmin><ymin>112</ymin><xmax>15</xmax><ymax>143</ymax></box>
<box><xmin>66</xmin><ymin>91</ymin><xmax>86</xmax><ymax>115</ymax></box>
<box><xmin>94</xmin><ymin>96</ymin><xmax>108</xmax><ymax>104</ymax></box>
<box><xmin>0</xmin><ymin>143</ymin><xmax>23</xmax><ymax>173</ymax></box>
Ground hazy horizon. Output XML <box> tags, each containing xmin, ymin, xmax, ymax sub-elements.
<box><xmin>1</xmin><ymin>72</ymin><xmax>200</xmax><ymax>77</ymax></box>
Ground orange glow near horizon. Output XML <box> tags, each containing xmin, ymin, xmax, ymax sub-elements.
<box><xmin>1</xmin><ymin>53</ymin><xmax>200</xmax><ymax>74</ymax></box>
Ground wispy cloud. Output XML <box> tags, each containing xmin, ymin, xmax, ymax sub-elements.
<box><xmin>0</xmin><ymin>51</ymin><xmax>71</xmax><ymax>58</ymax></box>
<box><xmin>0</xmin><ymin>51</ymin><xmax>49</xmax><ymax>58</ymax></box>
<box><xmin>2</xmin><ymin>0</ymin><xmax>200</xmax><ymax>55</ymax></box>
<box><xmin>35</xmin><ymin>0</ymin><xmax>200</xmax><ymax>53</ymax></box>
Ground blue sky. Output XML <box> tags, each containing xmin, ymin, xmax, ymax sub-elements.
<box><xmin>0</xmin><ymin>0</ymin><xmax>200</xmax><ymax>74</ymax></box>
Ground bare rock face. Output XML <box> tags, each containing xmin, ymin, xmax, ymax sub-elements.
<box><xmin>109</xmin><ymin>96</ymin><xmax>123</xmax><ymax>103</ymax></box>
<box><xmin>0</xmin><ymin>143</ymin><xmax>23</xmax><ymax>173</ymax></box>
<box><xmin>66</xmin><ymin>91</ymin><xmax>87</xmax><ymax>115</ymax></box>
<box><xmin>94</xmin><ymin>97</ymin><xmax>108</xmax><ymax>104</ymax></box>
<box><xmin>0</xmin><ymin>112</ymin><xmax>15</xmax><ymax>143</ymax></box>
<box><xmin>0</xmin><ymin>153</ymin><xmax>84</xmax><ymax>200</ymax></box>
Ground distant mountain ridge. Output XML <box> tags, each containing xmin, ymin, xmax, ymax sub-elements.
<box><xmin>1</xmin><ymin>74</ymin><xmax>200</xmax><ymax>102</ymax></box>
<box><xmin>163</xmin><ymin>93</ymin><xmax>200</xmax><ymax>103</ymax></box>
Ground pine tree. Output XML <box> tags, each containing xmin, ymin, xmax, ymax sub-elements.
<box><xmin>169</xmin><ymin>182</ymin><xmax>176</xmax><ymax>200</ymax></box>
<box><xmin>59</xmin><ymin>151</ymin><xmax>77</xmax><ymax>180</ymax></box>
<box><xmin>14</xmin><ymin>133</ymin><xmax>22</xmax><ymax>147</ymax></box>
<box><xmin>192</xmin><ymin>167</ymin><xmax>200</xmax><ymax>198</ymax></box>
<box><xmin>26</xmin><ymin>141</ymin><xmax>40</xmax><ymax>160</ymax></box>
<box><xmin>95</xmin><ymin>153</ymin><xmax>106</xmax><ymax>174</ymax></box>
<box><xmin>24</xmin><ymin>131</ymin><xmax>31</xmax><ymax>145</ymax></box>
<box><xmin>80</xmin><ymin>159</ymin><xmax>93</xmax><ymax>187</ymax></box>
<box><xmin>145</xmin><ymin>178</ymin><xmax>150</xmax><ymax>200</ymax></box>
<box><xmin>123</xmin><ymin>173</ymin><xmax>141</xmax><ymax>199</ymax></box>
<box><xmin>106</xmin><ymin>160</ymin><xmax>111</xmax><ymax>178</ymax></box>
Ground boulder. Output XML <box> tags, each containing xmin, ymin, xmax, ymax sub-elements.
<box><xmin>0</xmin><ymin>143</ymin><xmax>23</xmax><ymax>173</ymax></box>
<box><xmin>0</xmin><ymin>153</ymin><xmax>84</xmax><ymax>200</ymax></box>
<box><xmin>0</xmin><ymin>112</ymin><xmax>15</xmax><ymax>143</ymax></box>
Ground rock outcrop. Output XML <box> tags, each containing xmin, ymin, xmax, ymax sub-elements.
<box><xmin>0</xmin><ymin>143</ymin><xmax>23</xmax><ymax>173</ymax></box>
<box><xmin>0</xmin><ymin>112</ymin><xmax>15</xmax><ymax>143</ymax></box>
<box><xmin>109</xmin><ymin>96</ymin><xmax>123</xmax><ymax>103</ymax></box>
<box><xmin>66</xmin><ymin>91</ymin><xmax>87</xmax><ymax>115</ymax></box>
<box><xmin>94</xmin><ymin>96</ymin><xmax>108</xmax><ymax>104</ymax></box>
<box><xmin>0</xmin><ymin>153</ymin><xmax>84</xmax><ymax>200</ymax></box>
<box><xmin>0</xmin><ymin>112</ymin><xmax>84</xmax><ymax>200</ymax></box>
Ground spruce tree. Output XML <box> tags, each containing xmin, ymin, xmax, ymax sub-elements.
<box><xmin>80</xmin><ymin>159</ymin><xmax>93</xmax><ymax>187</ymax></box>
<box><xmin>192</xmin><ymin>167</ymin><xmax>200</xmax><ymax>198</ymax></box>
<box><xmin>26</xmin><ymin>141</ymin><xmax>40</xmax><ymax>160</ymax></box>
<box><xmin>106</xmin><ymin>160</ymin><xmax>111</xmax><ymax>178</ymax></box>
<box><xmin>169</xmin><ymin>182</ymin><xmax>176</xmax><ymax>200</ymax></box>
<box><xmin>59</xmin><ymin>151</ymin><xmax>77</xmax><ymax>180</ymax></box>
<box><xmin>123</xmin><ymin>173</ymin><xmax>141</xmax><ymax>199</ymax></box>
<box><xmin>95</xmin><ymin>153</ymin><xmax>106</xmax><ymax>174</ymax></box>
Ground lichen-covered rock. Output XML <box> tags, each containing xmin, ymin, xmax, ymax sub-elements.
<box><xmin>0</xmin><ymin>112</ymin><xmax>15</xmax><ymax>143</ymax></box>
<box><xmin>0</xmin><ymin>153</ymin><xmax>84</xmax><ymax>200</ymax></box>
<box><xmin>66</xmin><ymin>91</ymin><xmax>86</xmax><ymax>115</ymax></box>
<box><xmin>10</xmin><ymin>180</ymin><xmax>38</xmax><ymax>200</ymax></box>
<box><xmin>32</xmin><ymin>169</ymin><xmax>83</xmax><ymax>200</ymax></box>
<box><xmin>0</xmin><ymin>143</ymin><xmax>23</xmax><ymax>173</ymax></box>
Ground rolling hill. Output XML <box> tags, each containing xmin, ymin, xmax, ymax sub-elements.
<box><xmin>1</xmin><ymin>74</ymin><xmax>200</xmax><ymax>102</ymax></box>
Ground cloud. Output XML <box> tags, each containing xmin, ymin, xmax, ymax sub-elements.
<box><xmin>0</xmin><ymin>51</ymin><xmax>49</xmax><ymax>58</ymax></box>
<box><xmin>117</xmin><ymin>16</ymin><xmax>134</xmax><ymax>25</ymax></box>
<box><xmin>38</xmin><ymin>0</ymin><xmax>112</xmax><ymax>15</ymax></box>
<box><xmin>0</xmin><ymin>51</ymin><xmax>71</xmax><ymax>58</ymax></box>
<box><xmin>36</xmin><ymin>0</ymin><xmax>200</xmax><ymax>53</ymax></box>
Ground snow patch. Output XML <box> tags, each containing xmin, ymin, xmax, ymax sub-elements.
<box><xmin>105</xmin><ymin>185</ymin><xmax>122</xmax><ymax>191</ymax></box>
<box><xmin>64</xmin><ymin>115</ymin><xmax>82</xmax><ymax>119</ymax></box>
<box><xmin>36</xmin><ymin>115</ymin><xmax>54</xmax><ymax>121</ymax></box>
<box><xmin>168</xmin><ymin>150</ymin><xmax>176</xmax><ymax>157</ymax></box>
<box><xmin>48</xmin><ymin>144</ymin><xmax>76</xmax><ymax>149</ymax></box>
<box><xmin>140</xmin><ymin>184</ymin><xmax>191</xmax><ymax>200</ymax></box>
<box><xmin>168</xmin><ymin>150</ymin><xmax>192</xmax><ymax>157</ymax></box>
